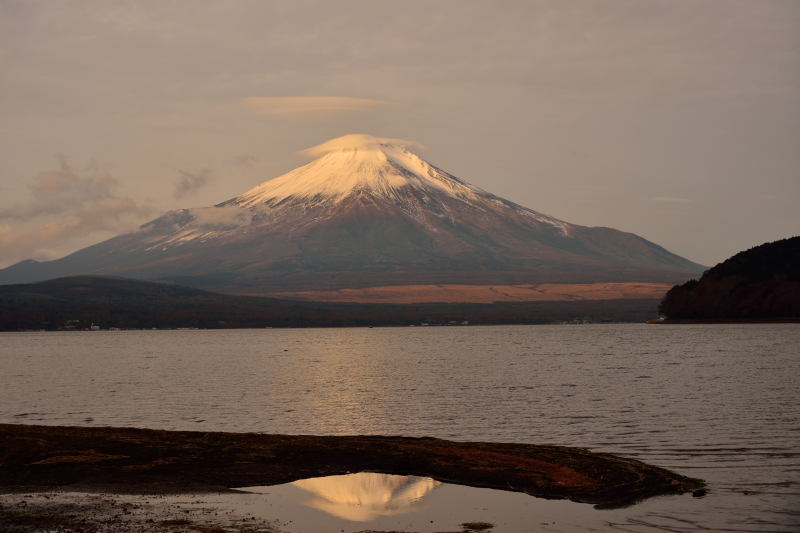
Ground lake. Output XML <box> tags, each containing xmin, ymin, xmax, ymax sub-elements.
<box><xmin>1</xmin><ymin>324</ymin><xmax>798</xmax><ymax>531</ymax></box>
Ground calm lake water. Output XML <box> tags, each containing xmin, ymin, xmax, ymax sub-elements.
<box><xmin>1</xmin><ymin>324</ymin><xmax>798</xmax><ymax>532</ymax></box>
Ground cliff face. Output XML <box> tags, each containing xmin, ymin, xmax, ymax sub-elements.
<box><xmin>659</xmin><ymin>237</ymin><xmax>800</xmax><ymax>320</ymax></box>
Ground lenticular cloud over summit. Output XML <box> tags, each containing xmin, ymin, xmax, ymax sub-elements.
<box><xmin>300</xmin><ymin>134</ymin><xmax>423</xmax><ymax>158</ymax></box>
<box><xmin>0</xmin><ymin>134</ymin><xmax>704</xmax><ymax>293</ymax></box>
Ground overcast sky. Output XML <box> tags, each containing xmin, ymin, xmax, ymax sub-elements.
<box><xmin>1</xmin><ymin>0</ymin><xmax>798</xmax><ymax>268</ymax></box>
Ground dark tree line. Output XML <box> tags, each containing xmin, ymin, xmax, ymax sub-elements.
<box><xmin>659</xmin><ymin>237</ymin><xmax>800</xmax><ymax>320</ymax></box>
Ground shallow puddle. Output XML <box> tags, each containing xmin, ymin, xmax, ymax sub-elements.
<box><xmin>0</xmin><ymin>473</ymin><xmax>736</xmax><ymax>532</ymax></box>
<box><xmin>232</xmin><ymin>471</ymin><xmax>597</xmax><ymax>532</ymax></box>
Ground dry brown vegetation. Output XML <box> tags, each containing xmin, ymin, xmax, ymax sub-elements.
<box><xmin>271</xmin><ymin>282</ymin><xmax>672</xmax><ymax>304</ymax></box>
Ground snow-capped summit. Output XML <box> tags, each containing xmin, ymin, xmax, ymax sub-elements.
<box><xmin>0</xmin><ymin>134</ymin><xmax>704</xmax><ymax>293</ymax></box>
<box><xmin>233</xmin><ymin>134</ymin><xmax>479</xmax><ymax>206</ymax></box>
<box><xmin>221</xmin><ymin>133</ymin><xmax>570</xmax><ymax>236</ymax></box>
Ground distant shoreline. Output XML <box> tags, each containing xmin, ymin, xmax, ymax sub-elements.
<box><xmin>0</xmin><ymin>275</ymin><xmax>664</xmax><ymax>330</ymax></box>
<box><xmin>648</xmin><ymin>318</ymin><xmax>800</xmax><ymax>324</ymax></box>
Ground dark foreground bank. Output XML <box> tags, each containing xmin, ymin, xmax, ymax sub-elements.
<box><xmin>0</xmin><ymin>424</ymin><xmax>702</xmax><ymax>509</ymax></box>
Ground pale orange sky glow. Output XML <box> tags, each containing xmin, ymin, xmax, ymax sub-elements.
<box><xmin>1</xmin><ymin>0</ymin><xmax>798</xmax><ymax>268</ymax></box>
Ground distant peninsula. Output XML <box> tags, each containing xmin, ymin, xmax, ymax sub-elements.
<box><xmin>658</xmin><ymin>237</ymin><xmax>800</xmax><ymax>322</ymax></box>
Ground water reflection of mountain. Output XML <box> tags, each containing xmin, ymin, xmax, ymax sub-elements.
<box><xmin>292</xmin><ymin>472</ymin><xmax>441</xmax><ymax>521</ymax></box>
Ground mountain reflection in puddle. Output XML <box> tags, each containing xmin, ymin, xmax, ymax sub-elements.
<box><xmin>236</xmin><ymin>472</ymin><xmax>588</xmax><ymax>532</ymax></box>
<box><xmin>288</xmin><ymin>472</ymin><xmax>440</xmax><ymax>521</ymax></box>
<box><xmin>232</xmin><ymin>472</ymin><xmax>699</xmax><ymax>532</ymax></box>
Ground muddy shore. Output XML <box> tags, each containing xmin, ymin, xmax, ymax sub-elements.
<box><xmin>0</xmin><ymin>424</ymin><xmax>703</xmax><ymax>531</ymax></box>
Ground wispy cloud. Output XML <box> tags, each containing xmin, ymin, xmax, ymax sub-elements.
<box><xmin>0</xmin><ymin>156</ymin><xmax>153</xmax><ymax>265</ymax></box>
<box><xmin>0</xmin><ymin>156</ymin><xmax>151</xmax><ymax>221</ymax></box>
<box><xmin>189</xmin><ymin>206</ymin><xmax>252</xmax><ymax>229</ymax></box>
<box><xmin>173</xmin><ymin>168</ymin><xmax>212</xmax><ymax>200</ymax></box>
<box><xmin>230</xmin><ymin>155</ymin><xmax>257</xmax><ymax>168</ymax></box>
<box><xmin>242</xmin><ymin>96</ymin><xmax>395</xmax><ymax>117</ymax></box>
<box><xmin>651</xmin><ymin>196</ymin><xmax>694</xmax><ymax>204</ymax></box>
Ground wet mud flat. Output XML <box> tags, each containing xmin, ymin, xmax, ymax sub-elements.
<box><xmin>0</xmin><ymin>491</ymin><xmax>286</xmax><ymax>533</ymax></box>
<box><xmin>0</xmin><ymin>424</ymin><xmax>703</xmax><ymax>531</ymax></box>
<box><xmin>0</xmin><ymin>490</ymin><xmax>505</xmax><ymax>533</ymax></box>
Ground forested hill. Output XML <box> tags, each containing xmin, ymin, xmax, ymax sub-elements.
<box><xmin>659</xmin><ymin>237</ymin><xmax>800</xmax><ymax>321</ymax></box>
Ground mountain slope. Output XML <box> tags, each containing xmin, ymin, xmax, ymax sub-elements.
<box><xmin>0</xmin><ymin>134</ymin><xmax>704</xmax><ymax>293</ymax></box>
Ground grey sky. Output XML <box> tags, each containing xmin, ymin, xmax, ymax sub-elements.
<box><xmin>1</xmin><ymin>0</ymin><xmax>798</xmax><ymax>268</ymax></box>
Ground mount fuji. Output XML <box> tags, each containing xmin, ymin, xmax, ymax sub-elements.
<box><xmin>0</xmin><ymin>135</ymin><xmax>703</xmax><ymax>298</ymax></box>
